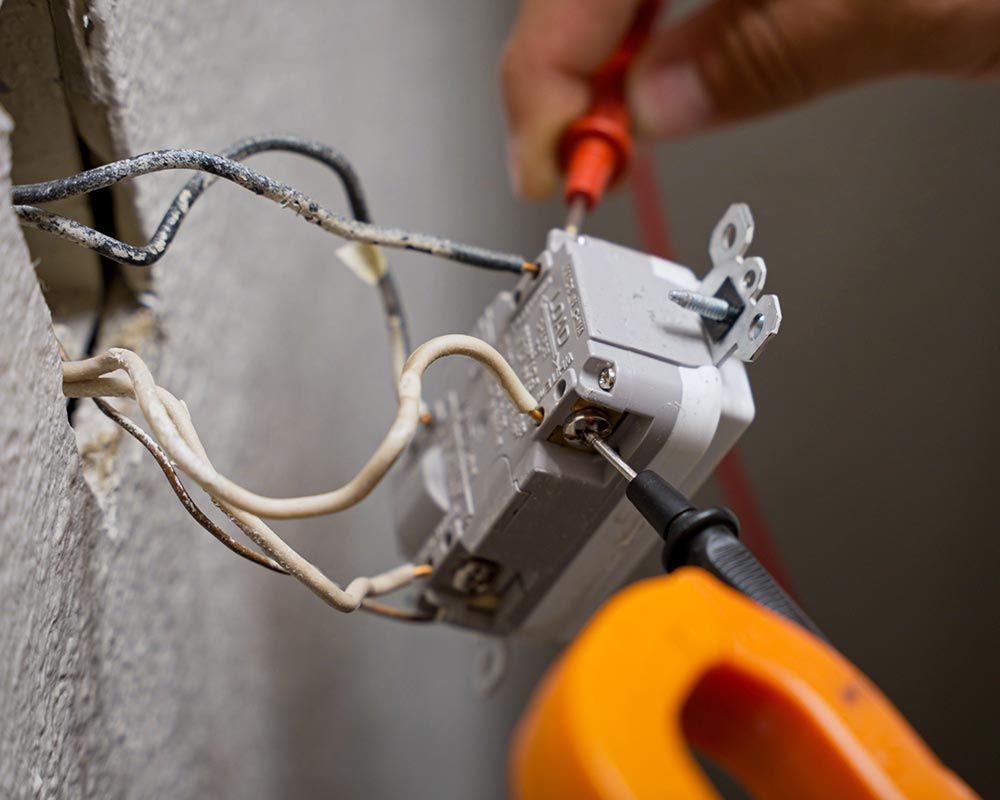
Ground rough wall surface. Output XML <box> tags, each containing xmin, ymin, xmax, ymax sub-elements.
<box><xmin>0</xmin><ymin>110</ymin><xmax>280</xmax><ymax>800</ymax></box>
<box><xmin>1</xmin><ymin>1</ymin><xmax>998</xmax><ymax>798</ymax></box>
<box><xmin>0</xmin><ymin>0</ymin><xmax>102</xmax><ymax>350</ymax></box>
<box><xmin>2</xmin><ymin>3</ymin><xmax>553</xmax><ymax>799</ymax></box>
<box><xmin>0</xmin><ymin>108</ymin><xmax>107</xmax><ymax>798</ymax></box>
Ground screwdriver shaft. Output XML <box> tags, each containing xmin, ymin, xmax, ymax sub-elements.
<box><xmin>586</xmin><ymin>433</ymin><xmax>637</xmax><ymax>481</ymax></box>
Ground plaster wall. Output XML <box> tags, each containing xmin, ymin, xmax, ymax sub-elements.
<box><xmin>0</xmin><ymin>3</ymin><xmax>553</xmax><ymax>798</ymax></box>
<box><xmin>1</xmin><ymin>1</ymin><xmax>998</xmax><ymax>798</ymax></box>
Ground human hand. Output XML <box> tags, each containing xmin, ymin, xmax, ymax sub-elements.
<box><xmin>501</xmin><ymin>0</ymin><xmax>1000</xmax><ymax>199</ymax></box>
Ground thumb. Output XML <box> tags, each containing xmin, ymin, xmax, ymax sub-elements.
<box><xmin>627</xmin><ymin>0</ymin><xmax>1000</xmax><ymax>140</ymax></box>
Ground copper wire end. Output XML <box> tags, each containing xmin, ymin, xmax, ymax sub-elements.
<box><xmin>419</xmin><ymin>410</ymin><xmax>435</xmax><ymax>427</ymax></box>
<box><xmin>529</xmin><ymin>407</ymin><xmax>545</xmax><ymax>424</ymax></box>
<box><xmin>522</xmin><ymin>261</ymin><xmax>540</xmax><ymax>275</ymax></box>
<box><xmin>413</xmin><ymin>564</ymin><xmax>433</xmax><ymax>577</ymax></box>
<box><xmin>360</xmin><ymin>599</ymin><xmax>437</xmax><ymax>623</ymax></box>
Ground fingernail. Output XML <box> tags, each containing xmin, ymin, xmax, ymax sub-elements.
<box><xmin>630</xmin><ymin>61</ymin><xmax>714</xmax><ymax>139</ymax></box>
<box><xmin>506</xmin><ymin>139</ymin><xmax>525</xmax><ymax>196</ymax></box>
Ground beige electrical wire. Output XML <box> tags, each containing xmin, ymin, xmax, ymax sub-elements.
<box><xmin>62</xmin><ymin>334</ymin><xmax>542</xmax><ymax>520</ymax></box>
<box><xmin>91</xmin><ymin>395</ymin><xmax>288</xmax><ymax>574</ymax></box>
<box><xmin>139</xmin><ymin>380</ymin><xmax>420</xmax><ymax>611</ymax></box>
<box><xmin>61</xmin><ymin>333</ymin><xmax>542</xmax><ymax>613</ymax></box>
<box><xmin>63</xmin><ymin>346</ymin><xmax>411</xmax><ymax>611</ymax></box>
<box><xmin>93</xmin><ymin>389</ymin><xmax>434</xmax><ymax>621</ymax></box>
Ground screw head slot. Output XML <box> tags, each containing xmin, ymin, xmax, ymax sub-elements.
<box><xmin>562</xmin><ymin>409</ymin><xmax>613</xmax><ymax>449</ymax></box>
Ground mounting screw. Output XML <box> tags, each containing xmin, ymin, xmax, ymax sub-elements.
<box><xmin>598</xmin><ymin>365</ymin><xmax>617</xmax><ymax>391</ymax></box>
<box><xmin>669</xmin><ymin>290</ymin><xmax>740</xmax><ymax>323</ymax></box>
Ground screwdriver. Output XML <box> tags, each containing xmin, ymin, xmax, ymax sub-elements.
<box><xmin>561</xmin><ymin>0</ymin><xmax>663</xmax><ymax>234</ymax></box>
<box><xmin>586</xmin><ymin>433</ymin><xmax>823</xmax><ymax>637</ymax></box>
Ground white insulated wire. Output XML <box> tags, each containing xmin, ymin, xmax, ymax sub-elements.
<box><xmin>61</xmin><ymin>334</ymin><xmax>541</xmax><ymax>612</ymax></box>
<box><xmin>62</xmin><ymin>335</ymin><xmax>539</xmax><ymax>518</ymax></box>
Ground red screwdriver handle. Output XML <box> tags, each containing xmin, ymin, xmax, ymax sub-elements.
<box><xmin>560</xmin><ymin>0</ymin><xmax>662</xmax><ymax>209</ymax></box>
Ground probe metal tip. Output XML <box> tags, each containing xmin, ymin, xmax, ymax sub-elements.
<box><xmin>585</xmin><ymin>432</ymin><xmax>637</xmax><ymax>481</ymax></box>
<box><xmin>565</xmin><ymin>195</ymin><xmax>589</xmax><ymax>236</ymax></box>
<box><xmin>668</xmin><ymin>290</ymin><xmax>740</xmax><ymax>323</ymax></box>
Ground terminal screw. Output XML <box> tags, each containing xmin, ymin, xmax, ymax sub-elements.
<box><xmin>598</xmin><ymin>365</ymin><xmax>617</xmax><ymax>391</ymax></box>
<box><xmin>562</xmin><ymin>408</ymin><xmax>613</xmax><ymax>449</ymax></box>
<box><xmin>452</xmin><ymin>558</ymin><xmax>498</xmax><ymax>595</ymax></box>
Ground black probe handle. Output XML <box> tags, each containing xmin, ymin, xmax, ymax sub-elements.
<box><xmin>625</xmin><ymin>470</ymin><xmax>693</xmax><ymax>536</ymax></box>
<box><xmin>626</xmin><ymin>470</ymin><xmax>823</xmax><ymax>638</ymax></box>
<box><xmin>679</xmin><ymin>526</ymin><xmax>824</xmax><ymax>639</ymax></box>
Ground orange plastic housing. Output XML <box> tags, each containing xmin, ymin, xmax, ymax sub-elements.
<box><xmin>511</xmin><ymin>569</ymin><xmax>976</xmax><ymax>800</ymax></box>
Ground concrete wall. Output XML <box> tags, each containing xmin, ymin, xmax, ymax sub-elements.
<box><xmin>0</xmin><ymin>1</ymin><xmax>997</xmax><ymax>798</ymax></box>
<box><xmin>0</xmin><ymin>3</ymin><xmax>553</xmax><ymax>798</ymax></box>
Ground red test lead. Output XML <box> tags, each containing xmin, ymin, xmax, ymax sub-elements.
<box><xmin>560</xmin><ymin>0</ymin><xmax>662</xmax><ymax>230</ymax></box>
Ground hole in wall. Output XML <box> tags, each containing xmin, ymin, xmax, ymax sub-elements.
<box><xmin>0</xmin><ymin>6</ymin><xmax>147</xmax><ymax>425</ymax></box>
<box><xmin>61</xmin><ymin>138</ymin><xmax>144</xmax><ymax>424</ymax></box>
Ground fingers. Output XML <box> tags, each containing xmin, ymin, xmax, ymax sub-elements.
<box><xmin>501</xmin><ymin>0</ymin><xmax>1000</xmax><ymax>198</ymax></box>
<box><xmin>628</xmin><ymin>0</ymin><xmax>1000</xmax><ymax>140</ymax></box>
<box><xmin>500</xmin><ymin>0</ymin><xmax>650</xmax><ymax>198</ymax></box>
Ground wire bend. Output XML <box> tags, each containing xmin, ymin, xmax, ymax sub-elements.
<box><xmin>62</xmin><ymin>334</ymin><xmax>539</xmax><ymax>519</ymax></box>
<box><xmin>61</xmin><ymin>335</ymin><xmax>541</xmax><ymax>614</ymax></box>
<box><xmin>12</xmin><ymin>148</ymin><xmax>531</xmax><ymax>273</ymax></box>
<box><xmin>133</xmin><ymin>135</ymin><xmax>410</xmax><ymax>360</ymax></box>
<box><xmin>92</xmin><ymin>396</ymin><xmax>288</xmax><ymax>574</ymax></box>
<box><xmin>94</xmin><ymin>394</ymin><xmax>434</xmax><ymax>620</ymax></box>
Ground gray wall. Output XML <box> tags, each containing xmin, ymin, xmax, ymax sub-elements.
<box><xmin>0</xmin><ymin>1</ymin><xmax>996</xmax><ymax>798</ymax></box>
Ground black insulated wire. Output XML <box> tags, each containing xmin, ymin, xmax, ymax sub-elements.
<box><xmin>212</xmin><ymin>136</ymin><xmax>410</xmax><ymax>358</ymax></box>
<box><xmin>36</xmin><ymin>135</ymin><xmax>413</xmax><ymax>362</ymax></box>
<box><xmin>11</xmin><ymin>146</ymin><xmax>530</xmax><ymax>274</ymax></box>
